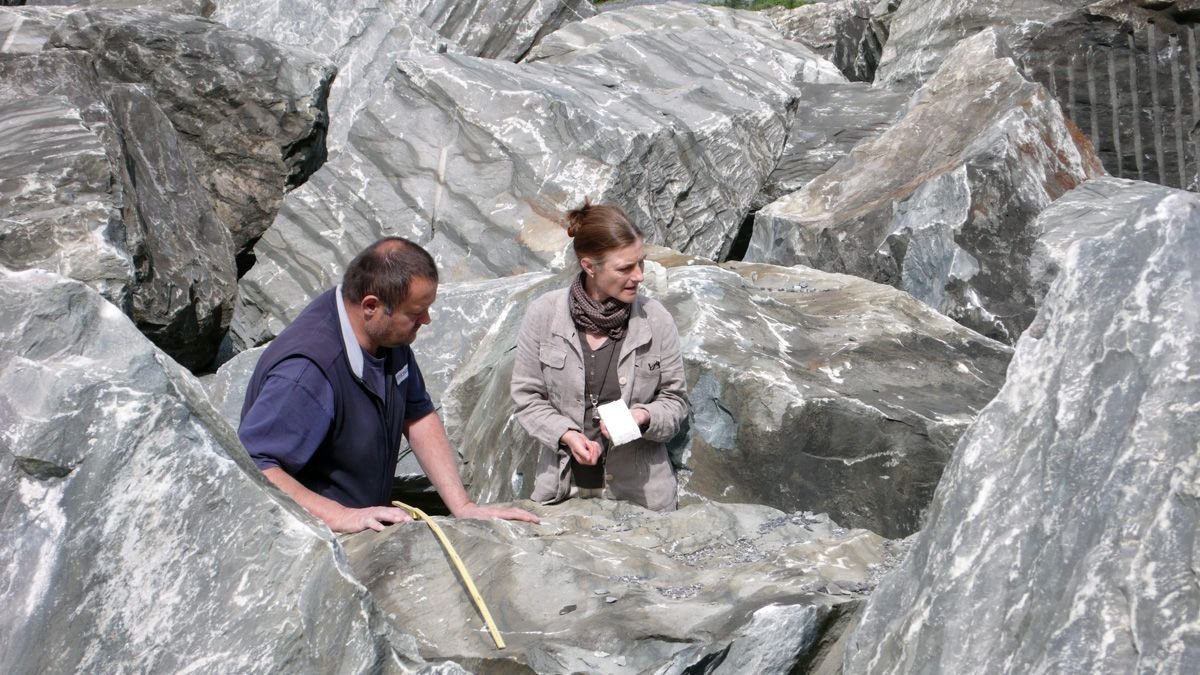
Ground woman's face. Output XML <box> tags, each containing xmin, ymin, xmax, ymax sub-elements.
<box><xmin>584</xmin><ymin>239</ymin><xmax>645</xmax><ymax>304</ymax></box>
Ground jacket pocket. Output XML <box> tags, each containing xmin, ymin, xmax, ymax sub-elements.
<box><xmin>631</xmin><ymin>354</ymin><xmax>661</xmax><ymax>403</ymax></box>
<box><xmin>539</xmin><ymin>345</ymin><xmax>566</xmax><ymax>369</ymax></box>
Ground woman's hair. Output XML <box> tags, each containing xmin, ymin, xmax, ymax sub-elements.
<box><xmin>565</xmin><ymin>199</ymin><xmax>644</xmax><ymax>263</ymax></box>
<box><xmin>342</xmin><ymin>237</ymin><xmax>438</xmax><ymax>309</ymax></box>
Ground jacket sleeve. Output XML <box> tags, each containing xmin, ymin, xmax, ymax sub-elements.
<box><xmin>631</xmin><ymin>303</ymin><xmax>689</xmax><ymax>443</ymax></box>
<box><xmin>510</xmin><ymin>295</ymin><xmax>580</xmax><ymax>450</ymax></box>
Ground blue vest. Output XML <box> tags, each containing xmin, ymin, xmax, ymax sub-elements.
<box><xmin>241</xmin><ymin>289</ymin><xmax>424</xmax><ymax>508</ymax></box>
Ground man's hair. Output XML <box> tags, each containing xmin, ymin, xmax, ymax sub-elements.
<box><xmin>341</xmin><ymin>237</ymin><xmax>438</xmax><ymax>309</ymax></box>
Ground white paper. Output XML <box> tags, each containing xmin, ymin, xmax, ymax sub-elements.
<box><xmin>598</xmin><ymin>399</ymin><xmax>642</xmax><ymax>446</ymax></box>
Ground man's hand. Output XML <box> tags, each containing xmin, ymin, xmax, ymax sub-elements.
<box><xmin>561</xmin><ymin>429</ymin><xmax>602</xmax><ymax>465</ymax></box>
<box><xmin>327</xmin><ymin>505</ymin><xmax>414</xmax><ymax>533</ymax></box>
<box><xmin>452</xmin><ymin>501</ymin><xmax>540</xmax><ymax>524</ymax></box>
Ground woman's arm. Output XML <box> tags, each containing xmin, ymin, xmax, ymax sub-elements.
<box><xmin>631</xmin><ymin>305</ymin><xmax>689</xmax><ymax>443</ymax></box>
<box><xmin>510</xmin><ymin>296</ymin><xmax>581</xmax><ymax>449</ymax></box>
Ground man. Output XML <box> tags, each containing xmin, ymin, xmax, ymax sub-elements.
<box><xmin>239</xmin><ymin>237</ymin><xmax>539</xmax><ymax>533</ymax></box>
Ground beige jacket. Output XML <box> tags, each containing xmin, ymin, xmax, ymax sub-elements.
<box><xmin>511</xmin><ymin>288</ymin><xmax>689</xmax><ymax>511</ymax></box>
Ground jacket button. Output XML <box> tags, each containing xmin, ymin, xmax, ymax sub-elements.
<box><xmin>605</xmin><ymin>474</ymin><xmax>614</xmax><ymax>482</ymax></box>
<box><xmin>619</xmin><ymin>376</ymin><xmax>627</xmax><ymax>385</ymax></box>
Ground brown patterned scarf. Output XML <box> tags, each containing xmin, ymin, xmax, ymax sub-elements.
<box><xmin>569</xmin><ymin>272</ymin><xmax>630</xmax><ymax>340</ymax></box>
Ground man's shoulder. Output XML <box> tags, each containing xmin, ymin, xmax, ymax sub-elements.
<box><xmin>262</xmin><ymin>291</ymin><xmax>343</xmax><ymax>366</ymax></box>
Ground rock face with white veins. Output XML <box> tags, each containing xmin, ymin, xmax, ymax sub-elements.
<box><xmin>228</xmin><ymin>4</ymin><xmax>843</xmax><ymax>351</ymax></box>
<box><xmin>443</xmin><ymin>255</ymin><xmax>1011</xmax><ymax>539</ymax></box>
<box><xmin>748</xmin><ymin>29</ymin><xmax>1104</xmax><ymax>344</ymax></box>
<box><xmin>344</xmin><ymin>498</ymin><xmax>888</xmax><ymax>673</ymax></box>
<box><xmin>0</xmin><ymin>268</ymin><xmax>457</xmax><ymax>674</ymax></box>
<box><xmin>843</xmin><ymin>179</ymin><xmax>1200</xmax><ymax>673</ymax></box>
<box><xmin>0</xmin><ymin>49</ymin><xmax>236</xmax><ymax>371</ymax></box>
<box><xmin>46</xmin><ymin>8</ymin><xmax>336</xmax><ymax>255</ymax></box>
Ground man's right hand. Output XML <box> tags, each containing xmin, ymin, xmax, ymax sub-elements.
<box><xmin>561</xmin><ymin>430</ymin><xmax>602</xmax><ymax>465</ymax></box>
<box><xmin>327</xmin><ymin>505</ymin><xmax>413</xmax><ymax>533</ymax></box>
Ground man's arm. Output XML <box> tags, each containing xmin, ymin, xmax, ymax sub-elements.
<box><xmin>261</xmin><ymin>467</ymin><xmax>413</xmax><ymax>533</ymax></box>
<box><xmin>405</xmin><ymin>411</ymin><xmax>540</xmax><ymax>523</ymax></box>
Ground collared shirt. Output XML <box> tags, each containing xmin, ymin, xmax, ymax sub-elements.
<box><xmin>239</xmin><ymin>287</ymin><xmax>435</xmax><ymax>504</ymax></box>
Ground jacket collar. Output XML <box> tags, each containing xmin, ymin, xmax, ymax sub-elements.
<box><xmin>334</xmin><ymin>284</ymin><xmax>366</xmax><ymax>379</ymax></box>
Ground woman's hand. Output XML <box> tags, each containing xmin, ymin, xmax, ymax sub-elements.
<box><xmin>560</xmin><ymin>430</ymin><xmax>603</xmax><ymax>465</ymax></box>
<box><xmin>599</xmin><ymin>409</ymin><xmax>651</xmax><ymax>440</ymax></box>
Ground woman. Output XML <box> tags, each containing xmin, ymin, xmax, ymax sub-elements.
<box><xmin>511</xmin><ymin>201</ymin><xmax>689</xmax><ymax>511</ymax></box>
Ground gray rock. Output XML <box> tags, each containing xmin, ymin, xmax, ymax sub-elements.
<box><xmin>765</xmin><ymin>0</ymin><xmax>884</xmax><ymax>82</ymax></box>
<box><xmin>24</xmin><ymin>0</ymin><xmax>214</xmax><ymax>14</ymax></box>
<box><xmin>230</xmin><ymin>15</ymin><xmax>840</xmax><ymax>350</ymax></box>
<box><xmin>46</xmin><ymin>8</ymin><xmax>336</xmax><ymax>253</ymax></box>
<box><xmin>875</xmin><ymin>0</ymin><xmax>1200</xmax><ymax>190</ymax></box>
<box><xmin>0</xmin><ymin>6</ymin><xmax>68</xmax><ymax>52</ymax></box>
<box><xmin>0</xmin><ymin>51</ymin><xmax>235</xmax><ymax>370</ymax></box>
<box><xmin>524</xmin><ymin>0</ymin><xmax>795</xmax><ymax>63</ymax></box>
<box><xmin>874</xmin><ymin>0</ymin><xmax>1092</xmax><ymax>90</ymax></box>
<box><xmin>0</xmin><ymin>267</ymin><xmax>455</xmax><ymax>674</ymax></box>
<box><xmin>200</xmin><ymin>343</ymin><xmax>264</xmax><ymax>427</ymax></box>
<box><xmin>842</xmin><ymin>180</ymin><xmax>1200</xmax><ymax>672</ymax></box>
<box><xmin>212</xmin><ymin>0</ymin><xmax>593</xmax><ymax>151</ymax></box>
<box><xmin>445</xmin><ymin>254</ymin><xmax>1011</xmax><ymax>539</ymax></box>
<box><xmin>749</xmin><ymin>30</ymin><xmax>1104</xmax><ymax>343</ymax></box>
<box><xmin>0</xmin><ymin>93</ymin><xmax>132</xmax><ymax>308</ymax></box>
<box><xmin>754</xmin><ymin>81</ymin><xmax>907</xmax><ymax>210</ymax></box>
<box><xmin>343</xmin><ymin>499</ymin><xmax>886</xmax><ymax>673</ymax></box>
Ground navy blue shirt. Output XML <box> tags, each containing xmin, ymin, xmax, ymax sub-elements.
<box><xmin>239</xmin><ymin>287</ymin><xmax>436</xmax><ymax>507</ymax></box>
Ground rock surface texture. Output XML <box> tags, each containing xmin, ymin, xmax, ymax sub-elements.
<box><xmin>749</xmin><ymin>30</ymin><xmax>1104</xmax><ymax>343</ymax></box>
<box><xmin>765</xmin><ymin>0</ymin><xmax>884</xmax><ymax>82</ymax></box>
<box><xmin>344</xmin><ymin>498</ymin><xmax>888</xmax><ymax>674</ymax></box>
<box><xmin>46</xmin><ymin>8</ymin><xmax>335</xmax><ymax>255</ymax></box>
<box><xmin>0</xmin><ymin>268</ymin><xmax>453</xmax><ymax>674</ymax></box>
<box><xmin>228</xmin><ymin>2</ymin><xmax>844</xmax><ymax>351</ymax></box>
<box><xmin>0</xmin><ymin>48</ymin><xmax>236</xmax><ymax>370</ymax></box>
<box><xmin>843</xmin><ymin>178</ymin><xmax>1200</xmax><ymax>673</ymax></box>
<box><xmin>877</xmin><ymin>0</ymin><xmax>1200</xmax><ymax>190</ymax></box>
<box><xmin>444</xmin><ymin>255</ymin><xmax>1011</xmax><ymax>539</ymax></box>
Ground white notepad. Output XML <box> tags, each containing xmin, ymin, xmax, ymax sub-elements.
<box><xmin>598</xmin><ymin>399</ymin><xmax>643</xmax><ymax>446</ymax></box>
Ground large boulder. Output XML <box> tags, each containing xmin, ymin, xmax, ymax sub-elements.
<box><xmin>876</xmin><ymin>0</ymin><xmax>1200</xmax><ymax>190</ymax></box>
<box><xmin>765</xmin><ymin>0</ymin><xmax>885</xmax><ymax>82</ymax></box>
<box><xmin>212</xmin><ymin>0</ymin><xmax>594</xmax><ymax>150</ymax></box>
<box><xmin>344</xmin><ymin>498</ymin><xmax>889</xmax><ymax>673</ymax></box>
<box><xmin>23</xmin><ymin>0</ymin><xmax>214</xmax><ymax>13</ymax></box>
<box><xmin>748</xmin><ymin>29</ymin><xmax>1104</xmax><ymax>344</ymax></box>
<box><xmin>753</xmin><ymin>81</ymin><xmax>907</xmax><ymax>210</ymax></box>
<box><xmin>0</xmin><ymin>6</ymin><xmax>67</xmax><ymax>52</ymax></box>
<box><xmin>443</xmin><ymin>254</ymin><xmax>1011</xmax><ymax>539</ymax></box>
<box><xmin>0</xmin><ymin>50</ymin><xmax>235</xmax><ymax>370</ymax></box>
<box><xmin>46</xmin><ymin>8</ymin><xmax>336</xmax><ymax>255</ymax></box>
<box><xmin>0</xmin><ymin>267</ymin><xmax>456</xmax><ymax>673</ymax></box>
<box><xmin>228</xmin><ymin>7</ymin><xmax>843</xmax><ymax>351</ymax></box>
<box><xmin>842</xmin><ymin>181</ymin><xmax>1200</xmax><ymax>672</ymax></box>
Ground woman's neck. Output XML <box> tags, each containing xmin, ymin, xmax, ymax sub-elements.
<box><xmin>583</xmin><ymin>274</ymin><xmax>607</xmax><ymax>303</ymax></box>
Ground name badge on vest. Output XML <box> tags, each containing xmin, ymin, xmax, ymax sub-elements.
<box><xmin>395</xmin><ymin>365</ymin><xmax>409</xmax><ymax>386</ymax></box>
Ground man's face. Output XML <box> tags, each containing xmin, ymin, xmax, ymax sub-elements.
<box><xmin>363</xmin><ymin>276</ymin><xmax>437</xmax><ymax>350</ymax></box>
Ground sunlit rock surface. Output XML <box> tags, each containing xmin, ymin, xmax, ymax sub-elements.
<box><xmin>444</xmin><ymin>254</ymin><xmax>1011</xmax><ymax>539</ymax></box>
<box><xmin>344</xmin><ymin>498</ymin><xmax>890</xmax><ymax>674</ymax></box>
<box><xmin>874</xmin><ymin>0</ymin><xmax>1200</xmax><ymax>190</ymax></box>
<box><xmin>0</xmin><ymin>268</ymin><xmax>457</xmax><ymax>674</ymax></box>
<box><xmin>229</xmin><ymin>3</ymin><xmax>841</xmax><ymax>351</ymax></box>
<box><xmin>749</xmin><ymin>29</ymin><xmax>1103</xmax><ymax>344</ymax></box>
<box><xmin>765</xmin><ymin>0</ymin><xmax>884</xmax><ymax>82</ymax></box>
<box><xmin>0</xmin><ymin>49</ymin><xmax>235</xmax><ymax>370</ymax></box>
<box><xmin>843</xmin><ymin>179</ymin><xmax>1200</xmax><ymax>673</ymax></box>
<box><xmin>46</xmin><ymin>7</ymin><xmax>335</xmax><ymax>253</ymax></box>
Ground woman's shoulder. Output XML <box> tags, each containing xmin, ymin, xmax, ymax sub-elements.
<box><xmin>523</xmin><ymin>287</ymin><xmax>568</xmax><ymax>323</ymax></box>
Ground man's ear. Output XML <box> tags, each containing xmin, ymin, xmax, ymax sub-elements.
<box><xmin>361</xmin><ymin>295</ymin><xmax>382</xmax><ymax>318</ymax></box>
